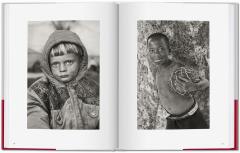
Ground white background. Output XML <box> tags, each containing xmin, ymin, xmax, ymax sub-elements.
<box><xmin>0</xmin><ymin>0</ymin><xmax>239</xmax><ymax>153</ymax></box>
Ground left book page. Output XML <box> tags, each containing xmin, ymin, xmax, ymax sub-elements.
<box><xmin>3</xmin><ymin>3</ymin><xmax>118</xmax><ymax>150</ymax></box>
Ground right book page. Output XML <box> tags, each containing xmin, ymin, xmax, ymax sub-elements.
<box><xmin>119</xmin><ymin>3</ymin><xmax>238</xmax><ymax>150</ymax></box>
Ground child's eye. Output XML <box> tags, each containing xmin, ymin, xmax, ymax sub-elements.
<box><xmin>65</xmin><ymin>60</ymin><xmax>73</xmax><ymax>65</ymax></box>
<box><xmin>51</xmin><ymin>63</ymin><xmax>59</xmax><ymax>68</ymax></box>
<box><xmin>158</xmin><ymin>48</ymin><xmax>162</xmax><ymax>52</ymax></box>
<box><xmin>149</xmin><ymin>49</ymin><xmax>156</xmax><ymax>53</ymax></box>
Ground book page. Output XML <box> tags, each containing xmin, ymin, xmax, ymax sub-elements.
<box><xmin>119</xmin><ymin>3</ymin><xmax>237</xmax><ymax>150</ymax></box>
<box><xmin>3</xmin><ymin>3</ymin><xmax>118</xmax><ymax>150</ymax></box>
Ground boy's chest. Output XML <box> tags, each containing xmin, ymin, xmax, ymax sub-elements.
<box><xmin>154</xmin><ymin>64</ymin><xmax>191</xmax><ymax>101</ymax></box>
<box><xmin>155</xmin><ymin>65</ymin><xmax>178</xmax><ymax>91</ymax></box>
<box><xmin>154</xmin><ymin>64</ymin><xmax>195</xmax><ymax>114</ymax></box>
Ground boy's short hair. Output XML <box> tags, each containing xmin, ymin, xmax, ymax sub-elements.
<box><xmin>147</xmin><ymin>33</ymin><xmax>170</xmax><ymax>52</ymax></box>
<box><xmin>50</xmin><ymin>42</ymin><xmax>83</xmax><ymax>57</ymax></box>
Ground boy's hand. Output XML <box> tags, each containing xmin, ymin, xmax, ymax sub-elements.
<box><xmin>176</xmin><ymin>76</ymin><xmax>198</xmax><ymax>93</ymax></box>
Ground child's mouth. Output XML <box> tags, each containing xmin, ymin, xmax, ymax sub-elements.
<box><xmin>59</xmin><ymin>75</ymin><xmax>68</xmax><ymax>78</ymax></box>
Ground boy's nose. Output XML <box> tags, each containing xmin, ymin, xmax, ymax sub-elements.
<box><xmin>59</xmin><ymin>63</ymin><xmax>67</xmax><ymax>72</ymax></box>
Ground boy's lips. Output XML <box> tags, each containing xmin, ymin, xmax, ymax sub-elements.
<box><xmin>59</xmin><ymin>75</ymin><xmax>69</xmax><ymax>78</ymax></box>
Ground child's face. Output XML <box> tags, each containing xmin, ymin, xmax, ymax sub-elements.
<box><xmin>50</xmin><ymin>53</ymin><xmax>80</xmax><ymax>83</ymax></box>
<box><xmin>148</xmin><ymin>38</ymin><xmax>170</xmax><ymax>63</ymax></box>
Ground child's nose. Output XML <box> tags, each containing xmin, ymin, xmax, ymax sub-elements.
<box><xmin>59</xmin><ymin>63</ymin><xmax>67</xmax><ymax>72</ymax></box>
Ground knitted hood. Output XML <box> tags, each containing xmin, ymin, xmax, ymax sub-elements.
<box><xmin>41</xmin><ymin>30</ymin><xmax>88</xmax><ymax>87</ymax></box>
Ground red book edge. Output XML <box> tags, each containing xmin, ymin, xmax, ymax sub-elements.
<box><xmin>1</xmin><ymin>98</ymin><xmax>238</xmax><ymax>150</ymax></box>
<box><xmin>183</xmin><ymin>99</ymin><xmax>239</xmax><ymax>150</ymax></box>
<box><xmin>1</xmin><ymin>99</ymin><xmax>56</xmax><ymax>150</ymax></box>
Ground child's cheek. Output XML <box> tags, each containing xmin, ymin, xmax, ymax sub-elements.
<box><xmin>150</xmin><ymin>53</ymin><xmax>158</xmax><ymax>61</ymax></box>
<box><xmin>51</xmin><ymin>68</ymin><xmax>59</xmax><ymax>77</ymax></box>
<box><xmin>70</xmin><ymin>63</ymin><xmax>80</xmax><ymax>77</ymax></box>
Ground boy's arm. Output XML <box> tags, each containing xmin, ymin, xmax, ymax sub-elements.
<box><xmin>176</xmin><ymin>68</ymin><xmax>209</xmax><ymax>93</ymax></box>
<box><xmin>195</xmin><ymin>78</ymin><xmax>209</xmax><ymax>91</ymax></box>
<box><xmin>27</xmin><ymin>89</ymin><xmax>50</xmax><ymax>129</ymax></box>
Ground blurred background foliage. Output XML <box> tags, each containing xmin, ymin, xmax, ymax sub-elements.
<box><xmin>137</xmin><ymin>20</ymin><xmax>209</xmax><ymax>129</ymax></box>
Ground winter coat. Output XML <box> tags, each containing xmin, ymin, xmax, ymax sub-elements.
<box><xmin>27</xmin><ymin>30</ymin><xmax>99</xmax><ymax>129</ymax></box>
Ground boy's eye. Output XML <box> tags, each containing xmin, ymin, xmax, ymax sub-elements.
<box><xmin>149</xmin><ymin>49</ymin><xmax>156</xmax><ymax>53</ymax></box>
<box><xmin>158</xmin><ymin>48</ymin><xmax>163</xmax><ymax>52</ymax></box>
<box><xmin>65</xmin><ymin>60</ymin><xmax>73</xmax><ymax>65</ymax></box>
<box><xmin>149</xmin><ymin>47</ymin><xmax>164</xmax><ymax>54</ymax></box>
<box><xmin>51</xmin><ymin>62</ymin><xmax>59</xmax><ymax>68</ymax></box>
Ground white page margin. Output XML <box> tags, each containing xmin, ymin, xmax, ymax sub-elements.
<box><xmin>4</xmin><ymin>3</ymin><xmax>118</xmax><ymax>150</ymax></box>
<box><xmin>119</xmin><ymin>3</ymin><xmax>235</xmax><ymax>150</ymax></box>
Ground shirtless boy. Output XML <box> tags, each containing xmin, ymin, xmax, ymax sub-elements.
<box><xmin>147</xmin><ymin>33</ymin><xmax>209</xmax><ymax>129</ymax></box>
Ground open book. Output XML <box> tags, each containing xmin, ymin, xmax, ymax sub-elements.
<box><xmin>2</xmin><ymin>2</ymin><xmax>238</xmax><ymax>150</ymax></box>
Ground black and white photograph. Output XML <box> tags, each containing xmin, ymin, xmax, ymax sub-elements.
<box><xmin>2</xmin><ymin>2</ymin><xmax>237</xmax><ymax>150</ymax></box>
<box><xmin>137</xmin><ymin>20</ymin><xmax>210</xmax><ymax>129</ymax></box>
<box><xmin>27</xmin><ymin>20</ymin><xmax>100</xmax><ymax>129</ymax></box>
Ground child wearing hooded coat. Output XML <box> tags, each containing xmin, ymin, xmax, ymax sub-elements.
<box><xmin>27</xmin><ymin>30</ymin><xmax>99</xmax><ymax>129</ymax></box>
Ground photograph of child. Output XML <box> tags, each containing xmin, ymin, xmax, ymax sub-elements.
<box><xmin>27</xmin><ymin>21</ymin><xmax>100</xmax><ymax>129</ymax></box>
<box><xmin>137</xmin><ymin>21</ymin><xmax>210</xmax><ymax>129</ymax></box>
